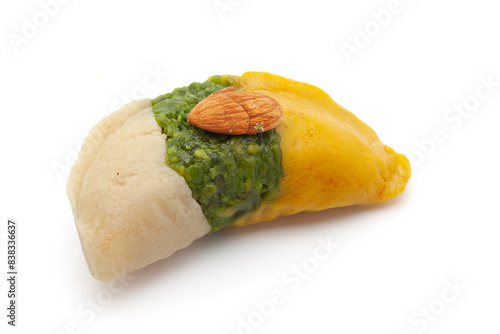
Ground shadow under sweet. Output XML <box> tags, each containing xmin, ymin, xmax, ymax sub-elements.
<box><xmin>123</xmin><ymin>191</ymin><xmax>409</xmax><ymax>290</ymax></box>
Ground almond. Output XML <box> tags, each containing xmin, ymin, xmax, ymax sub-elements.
<box><xmin>187</xmin><ymin>87</ymin><xmax>283</xmax><ymax>135</ymax></box>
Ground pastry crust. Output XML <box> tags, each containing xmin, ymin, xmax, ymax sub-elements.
<box><xmin>231</xmin><ymin>72</ymin><xmax>411</xmax><ymax>226</ymax></box>
<box><xmin>67</xmin><ymin>100</ymin><xmax>210</xmax><ymax>281</ymax></box>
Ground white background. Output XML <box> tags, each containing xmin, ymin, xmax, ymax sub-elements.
<box><xmin>1</xmin><ymin>0</ymin><xmax>499</xmax><ymax>333</ymax></box>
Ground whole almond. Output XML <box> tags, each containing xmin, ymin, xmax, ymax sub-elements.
<box><xmin>187</xmin><ymin>87</ymin><xmax>283</xmax><ymax>135</ymax></box>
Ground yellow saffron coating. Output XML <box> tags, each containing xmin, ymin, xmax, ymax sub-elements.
<box><xmin>229</xmin><ymin>72</ymin><xmax>411</xmax><ymax>227</ymax></box>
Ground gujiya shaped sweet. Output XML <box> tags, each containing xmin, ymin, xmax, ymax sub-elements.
<box><xmin>67</xmin><ymin>72</ymin><xmax>411</xmax><ymax>281</ymax></box>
